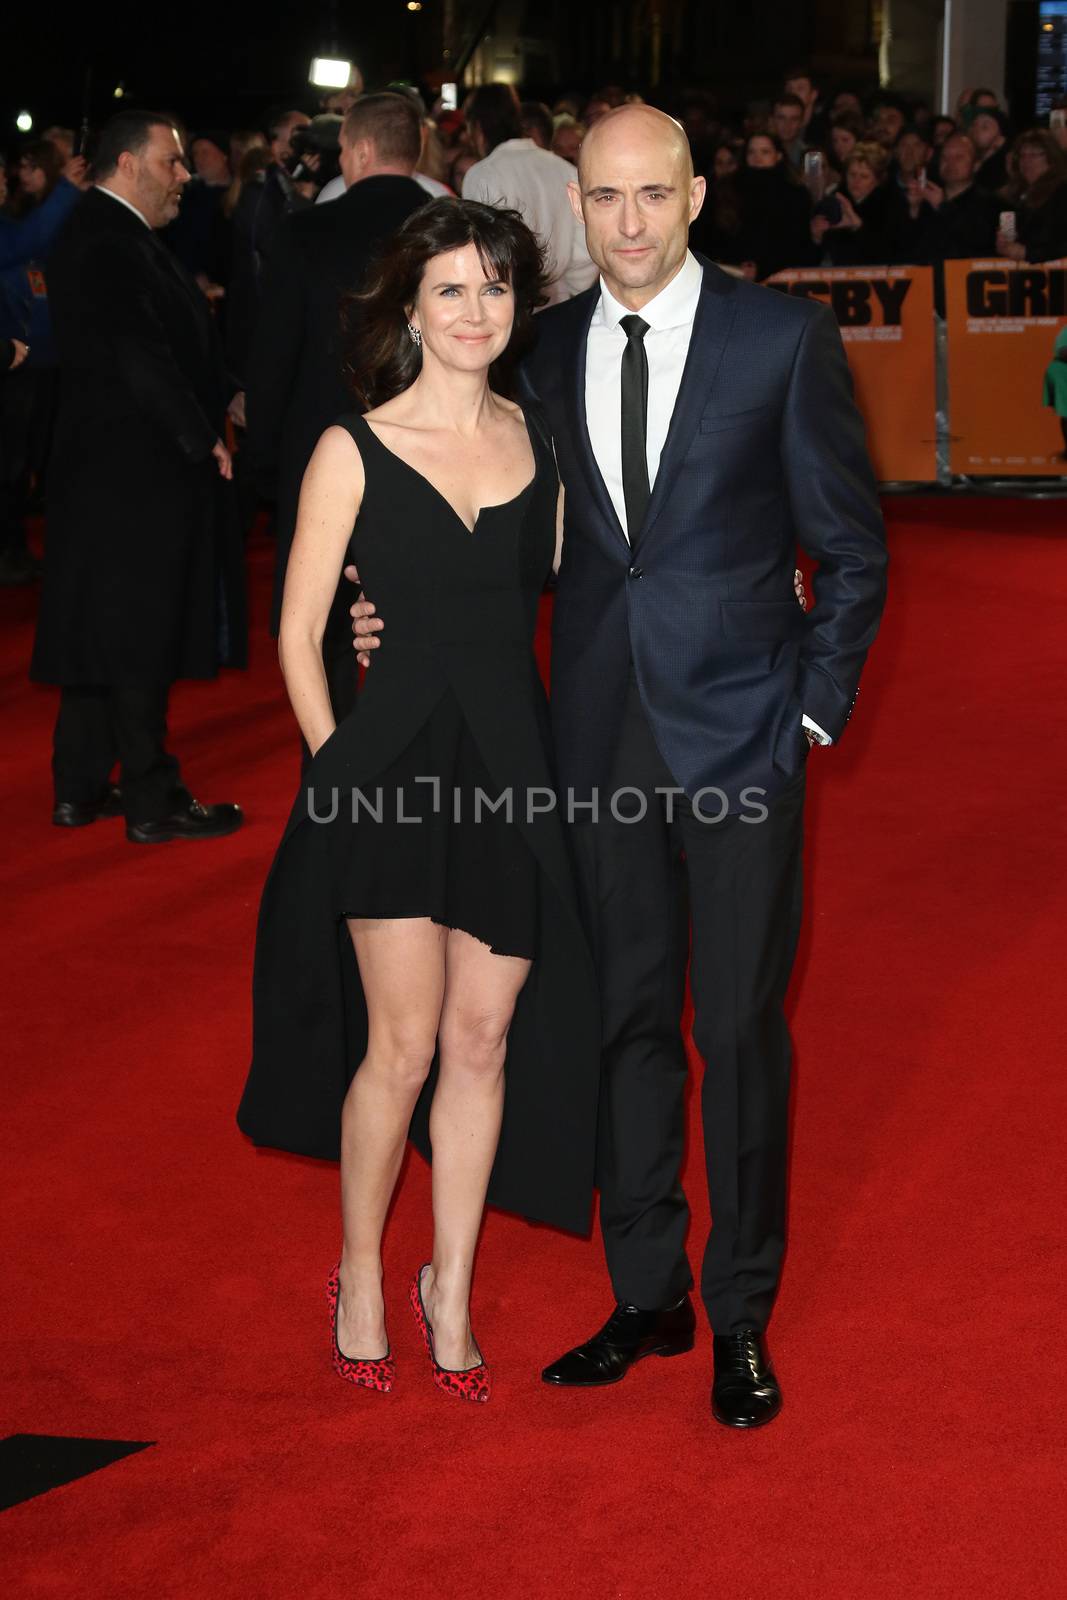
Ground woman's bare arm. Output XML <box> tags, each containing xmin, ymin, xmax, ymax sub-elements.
<box><xmin>553</xmin><ymin>480</ymin><xmax>565</xmax><ymax>575</ymax></box>
<box><xmin>278</xmin><ymin>426</ymin><xmax>364</xmax><ymax>757</ymax></box>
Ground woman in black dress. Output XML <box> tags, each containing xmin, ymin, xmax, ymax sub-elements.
<box><xmin>238</xmin><ymin>201</ymin><xmax>600</xmax><ymax>1402</ymax></box>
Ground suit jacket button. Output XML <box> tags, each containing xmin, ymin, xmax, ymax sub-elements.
<box><xmin>628</xmin><ymin>565</ymin><xmax>643</xmax><ymax>579</ymax></box>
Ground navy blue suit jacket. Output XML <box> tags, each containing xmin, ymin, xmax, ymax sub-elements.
<box><xmin>521</xmin><ymin>255</ymin><xmax>888</xmax><ymax>810</ymax></box>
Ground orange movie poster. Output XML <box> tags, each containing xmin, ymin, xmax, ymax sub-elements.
<box><xmin>944</xmin><ymin>258</ymin><xmax>1067</xmax><ymax>476</ymax></box>
<box><xmin>766</xmin><ymin>265</ymin><xmax>937</xmax><ymax>483</ymax></box>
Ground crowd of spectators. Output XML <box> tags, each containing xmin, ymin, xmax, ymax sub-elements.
<box><xmin>3</xmin><ymin>68</ymin><xmax>1067</xmax><ymax>583</ymax></box>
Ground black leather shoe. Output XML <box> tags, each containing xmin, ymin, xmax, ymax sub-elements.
<box><xmin>711</xmin><ymin>1330</ymin><xmax>782</xmax><ymax>1429</ymax></box>
<box><xmin>126</xmin><ymin>799</ymin><xmax>243</xmax><ymax>845</ymax></box>
<box><xmin>542</xmin><ymin>1296</ymin><xmax>696</xmax><ymax>1387</ymax></box>
<box><xmin>52</xmin><ymin>786</ymin><xmax>123</xmax><ymax>828</ymax></box>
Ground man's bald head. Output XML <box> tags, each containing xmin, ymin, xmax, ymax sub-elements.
<box><xmin>568</xmin><ymin>103</ymin><xmax>704</xmax><ymax>309</ymax></box>
<box><xmin>577</xmin><ymin>104</ymin><xmax>694</xmax><ymax>189</ymax></box>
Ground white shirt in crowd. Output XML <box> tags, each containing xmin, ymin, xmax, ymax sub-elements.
<box><xmin>584</xmin><ymin>248</ymin><xmax>831</xmax><ymax>743</ymax></box>
<box><xmin>461</xmin><ymin>137</ymin><xmax>597</xmax><ymax>306</ymax></box>
<box><xmin>315</xmin><ymin>171</ymin><xmax>451</xmax><ymax>205</ymax></box>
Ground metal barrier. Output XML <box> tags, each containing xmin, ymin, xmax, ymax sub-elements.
<box><xmin>766</xmin><ymin>259</ymin><xmax>1067</xmax><ymax>498</ymax></box>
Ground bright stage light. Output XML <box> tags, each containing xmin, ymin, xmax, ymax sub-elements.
<box><xmin>309</xmin><ymin>57</ymin><xmax>353</xmax><ymax>89</ymax></box>
<box><xmin>16</xmin><ymin>110</ymin><xmax>33</xmax><ymax>132</ymax></box>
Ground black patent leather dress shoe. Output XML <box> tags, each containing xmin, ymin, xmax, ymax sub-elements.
<box><xmin>711</xmin><ymin>1330</ymin><xmax>782</xmax><ymax>1429</ymax></box>
<box><xmin>542</xmin><ymin>1296</ymin><xmax>696</xmax><ymax>1387</ymax></box>
<box><xmin>52</xmin><ymin>786</ymin><xmax>123</xmax><ymax>828</ymax></box>
<box><xmin>126</xmin><ymin>799</ymin><xmax>243</xmax><ymax>845</ymax></box>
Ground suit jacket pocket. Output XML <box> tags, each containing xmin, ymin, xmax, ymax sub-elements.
<box><xmin>698</xmin><ymin>404</ymin><xmax>774</xmax><ymax>436</ymax></box>
<box><xmin>720</xmin><ymin>599</ymin><xmax>809</xmax><ymax>641</ymax></box>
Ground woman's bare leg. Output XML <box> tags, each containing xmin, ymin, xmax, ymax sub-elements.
<box><xmin>337</xmin><ymin>917</ymin><xmax>446</xmax><ymax>1359</ymax></box>
<box><xmin>421</xmin><ymin>929</ymin><xmax>531</xmax><ymax>1370</ymax></box>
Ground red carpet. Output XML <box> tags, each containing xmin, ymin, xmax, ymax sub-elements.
<box><xmin>2</xmin><ymin>498</ymin><xmax>1064</xmax><ymax>1597</ymax></box>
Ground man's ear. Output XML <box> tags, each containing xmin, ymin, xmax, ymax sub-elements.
<box><xmin>567</xmin><ymin>179</ymin><xmax>584</xmax><ymax>224</ymax></box>
<box><xmin>689</xmin><ymin>175</ymin><xmax>707</xmax><ymax>222</ymax></box>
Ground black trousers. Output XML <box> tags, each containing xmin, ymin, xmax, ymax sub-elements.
<box><xmin>571</xmin><ymin>674</ymin><xmax>806</xmax><ymax>1335</ymax></box>
<box><xmin>53</xmin><ymin>685</ymin><xmax>186</xmax><ymax>823</ymax></box>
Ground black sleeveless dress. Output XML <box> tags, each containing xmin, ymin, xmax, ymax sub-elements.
<box><xmin>237</xmin><ymin>408</ymin><xmax>601</xmax><ymax>1235</ymax></box>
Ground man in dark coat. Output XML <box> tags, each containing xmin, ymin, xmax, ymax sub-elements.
<box><xmin>244</xmin><ymin>92</ymin><xmax>426</xmax><ymax>726</ymax></box>
<box><xmin>31</xmin><ymin>110</ymin><xmax>246</xmax><ymax>843</ymax></box>
<box><xmin>902</xmin><ymin>133</ymin><xmax>1000</xmax><ymax>313</ymax></box>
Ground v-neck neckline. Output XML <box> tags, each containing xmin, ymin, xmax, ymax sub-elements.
<box><xmin>359</xmin><ymin>407</ymin><xmax>537</xmax><ymax>535</ymax></box>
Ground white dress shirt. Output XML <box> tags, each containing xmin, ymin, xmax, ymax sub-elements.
<box><xmin>96</xmin><ymin>184</ymin><xmax>151</xmax><ymax>228</ymax></box>
<box><xmin>585</xmin><ymin>248</ymin><xmax>703</xmax><ymax>541</ymax></box>
<box><xmin>583</xmin><ymin>249</ymin><xmax>831</xmax><ymax>743</ymax></box>
<box><xmin>462</xmin><ymin>138</ymin><xmax>597</xmax><ymax>306</ymax></box>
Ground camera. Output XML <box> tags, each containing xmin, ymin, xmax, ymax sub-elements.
<box><xmin>285</xmin><ymin>114</ymin><xmax>343</xmax><ymax>188</ymax></box>
<box><xmin>814</xmin><ymin>194</ymin><xmax>842</xmax><ymax>224</ymax></box>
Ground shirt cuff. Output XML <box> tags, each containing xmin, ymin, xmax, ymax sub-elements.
<box><xmin>802</xmin><ymin>714</ymin><xmax>832</xmax><ymax>746</ymax></box>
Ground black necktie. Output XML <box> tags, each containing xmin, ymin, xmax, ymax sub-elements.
<box><xmin>619</xmin><ymin>313</ymin><xmax>651</xmax><ymax>540</ymax></box>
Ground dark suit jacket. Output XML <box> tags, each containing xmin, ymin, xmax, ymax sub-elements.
<box><xmin>227</xmin><ymin>166</ymin><xmax>311</xmax><ymax>385</ymax></box>
<box><xmin>244</xmin><ymin>174</ymin><xmax>427</xmax><ymax>632</ymax></box>
<box><xmin>907</xmin><ymin>183</ymin><xmax>1000</xmax><ymax>264</ymax></box>
<box><xmin>1017</xmin><ymin>182</ymin><xmax>1067</xmax><ymax>264</ymax></box>
<box><xmin>522</xmin><ymin>256</ymin><xmax>888</xmax><ymax>810</ymax></box>
<box><xmin>31</xmin><ymin>187</ymin><xmax>246</xmax><ymax>687</ymax></box>
<box><xmin>904</xmin><ymin>184</ymin><xmax>1000</xmax><ymax>314</ymax></box>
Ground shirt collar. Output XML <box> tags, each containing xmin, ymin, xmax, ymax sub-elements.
<box><xmin>596</xmin><ymin>249</ymin><xmax>703</xmax><ymax>333</ymax></box>
<box><xmin>487</xmin><ymin>138</ymin><xmax>538</xmax><ymax>158</ymax></box>
<box><xmin>96</xmin><ymin>184</ymin><xmax>152</xmax><ymax>229</ymax></box>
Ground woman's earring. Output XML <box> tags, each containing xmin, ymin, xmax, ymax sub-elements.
<box><xmin>407</xmin><ymin>322</ymin><xmax>422</xmax><ymax>348</ymax></box>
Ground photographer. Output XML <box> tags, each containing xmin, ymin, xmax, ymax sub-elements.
<box><xmin>284</xmin><ymin>113</ymin><xmax>344</xmax><ymax>199</ymax></box>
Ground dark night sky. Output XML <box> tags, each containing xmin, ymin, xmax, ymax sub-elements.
<box><xmin>5</xmin><ymin>6</ymin><xmax>430</xmax><ymax>148</ymax></box>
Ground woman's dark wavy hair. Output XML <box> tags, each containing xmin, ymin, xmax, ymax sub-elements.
<box><xmin>341</xmin><ymin>197</ymin><xmax>551</xmax><ymax>407</ymax></box>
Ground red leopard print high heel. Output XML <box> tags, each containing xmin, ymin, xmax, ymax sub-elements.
<box><xmin>409</xmin><ymin>1265</ymin><xmax>491</xmax><ymax>1403</ymax></box>
<box><xmin>326</xmin><ymin>1262</ymin><xmax>394</xmax><ymax>1392</ymax></box>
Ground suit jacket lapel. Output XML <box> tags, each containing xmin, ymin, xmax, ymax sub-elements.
<box><xmin>563</xmin><ymin>288</ymin><xmax>630</xmax><ymax>553</ymax></box>
<box><xmin>631</xmin><ymin>261</ymin><xmax>738</xmax><ymax>555</ymax></box>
